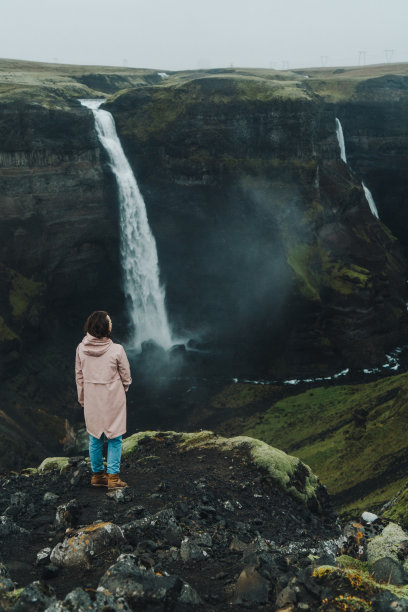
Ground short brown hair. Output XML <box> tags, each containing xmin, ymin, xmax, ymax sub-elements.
<box><xmin>84</xmin><ymin>311</ymin><xmax>111</xmax><ymax>339</ymax></box>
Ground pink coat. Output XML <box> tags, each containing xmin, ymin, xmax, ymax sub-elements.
<box><xmin>75</xmin><ymin>333</ymin><xmax>132</xmax><ymax>439</ymax></box>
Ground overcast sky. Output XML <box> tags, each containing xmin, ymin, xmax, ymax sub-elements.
<box><xmin>1</xmin><ymin>0</ymin><xmax>407</xmax><ymax>71</ymax></box>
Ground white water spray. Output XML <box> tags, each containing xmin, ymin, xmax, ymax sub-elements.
<box><xmin>335</xmin><ymin>117</ymin><xmax>347</xmax><ymax>163</ymax></box>
<box><xmin>80</xmin><ymin>99</ymin><xmax>172</xmax><ymax>350</ymax></box>
<box><xmin>362</xmin><ymin>182</ymin><xmax>379</xmax><ymax>219</ymax></box>
<box><xmin>335</xmin><ymin>117</ymin><xmax>380</xmax><ymax>219</ymax></box>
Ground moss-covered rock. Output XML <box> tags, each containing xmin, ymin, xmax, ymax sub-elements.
<box><xmin>38</xmin><ymin>457</ymin><xmax>70</xmax><ymax>474</ymax></box>
<box><xmin>366</xmin><ymin>523</ymin><xmax>408</xmax><ymax>570</ymax></box>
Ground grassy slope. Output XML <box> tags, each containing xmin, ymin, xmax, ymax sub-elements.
<box><xmin>222</xmin><ymin>372</ymin><xmax>408</xmax><ymax>517</ymax></box>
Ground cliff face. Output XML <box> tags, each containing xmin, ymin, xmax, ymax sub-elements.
<box><xmin>333</xmin><ymin>74</ymin><xmax>408</xmax><ymax>251</ymax></box>
<box><xmin>0</xmin><ymin>93</ymin><xmax>123</xmax><ymax>376</ymax></box>
<box><xmin>107</xmin><ymin>74</ymin><xmax>408</xmax><ymax>374</ymax></box>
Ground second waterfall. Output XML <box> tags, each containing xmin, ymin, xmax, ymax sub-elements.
<box><xmin>80</xmin><ymin>99</ymin><xmax>172</xmax><ymax>350</ymax></box>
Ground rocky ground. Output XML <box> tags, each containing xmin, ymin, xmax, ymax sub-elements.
<box><xmin>0</xmin><ymin>432</ymin><xmax>408</xmax><ymax>611</ymax></box>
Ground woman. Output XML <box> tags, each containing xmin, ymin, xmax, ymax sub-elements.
<box><xmin>75</xmin><ymin>310</ymin><xmax>132</xmax><ymax>489</ymax></box>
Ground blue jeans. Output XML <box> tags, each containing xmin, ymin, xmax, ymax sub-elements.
<box><xmin>89</xmin><ymin>433</ymin><xmax>122</xmax><ymax>475</ymax></box>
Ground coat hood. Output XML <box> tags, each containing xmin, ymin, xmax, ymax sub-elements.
<box><xmin>81</xmin><ymin>333</ymin><xmax>113</xmax><ymax>356</ymax></box>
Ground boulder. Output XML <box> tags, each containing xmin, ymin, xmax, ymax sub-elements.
<box><xmin>44</xmin><ymin>586</ymin><xmax>132</xmax><ymax>611</ymax></box>
<box><xmin>50</xmin><ymin>522</ymin><xmax>124</xmax><ymax>568</ymax></box>
<box><xmin>9</xmin><ymin>581</ymin><xmax>56</xmax><ymax>611</ymax></box>
<box><xmin>367</xmin><ymin>523</ymin><xmax>408</xmax><ymax>574</ymax></box>
<box><xmin>98</xmin><ymin>553</ymin><xmax>201</xmax><ymax>609</ymax></box>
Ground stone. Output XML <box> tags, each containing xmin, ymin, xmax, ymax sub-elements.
<box><xmin>9</xmin><ymin>581</ymin><xmax>56</xmax><ymax>611</ymax></box>
<box><xmin>180</xmin><ymin>537</ymin><xmax>208</xmax><ymax>562</ymax></box>
<box><xmin>50</xmin><ymin>522</ymin><xmax>124</xmax><ymax>568</ymax></box>
<box><xmin>36</xmin><ymin>547</ymin><xmax>51</xmax><ymax>566</ymax></box>
<box><xmin>98</xmin><ymin>553</ymin><xmax>196</xmax><ymax>608</ymax></box>
<box><xmin>106</xmin><ymin>488</ymin><xmax>128</xmax><ymax>503</ymax></box>
<box><xmin>0</xmin><ymin>577</ymin><xmax>14</xmax><ymax>593</ymax></box>
<box><xmin>54</xmin><ymin>499</ymin><xmax>80</xmax><ymax>529</ymax></box>
<box><xmin>367</xmin><ymin>522</ymin><xmax>408</xmax><ymax>570</ymax></box>
<box><xmin>38</xmin><ymin>458</ymin><xmax>70</xmax><ymax>474</ymax></box>
<box><xmin>362</xmin><ymin>511</ymin><xmax>378</xmax><ymax>523</ymax></box>
<box><xmin>44</xmin><ymin>586</ymin><xmax>132</xmax><ymax>611</ymax></box>
<box><xmin>0</xmin><ymin>515</ymin><xmax>29</xmax><ymax>536</ymax></box>
<box><xmin>371</xmin><ymin>557</ymin><xmax>408</xmax><ymax>586</ymax></box>
<box><xmin>232</xmin><ymin>565</ymin><xmax>270</xmax><ymax>604</ymax></box>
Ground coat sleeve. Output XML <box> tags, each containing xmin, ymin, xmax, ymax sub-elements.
<box><xmin>75</xmin><ymin>347</ymin><xmax>85</xmax><ymax>407</ymax></box>
<box><xmin>118</xmin><ymin>345</ymin><xmax>132</xmax><ymax>391</ymax></box>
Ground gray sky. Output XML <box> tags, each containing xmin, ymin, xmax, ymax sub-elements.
<box><xmin>1</xmin><ymin>0</ymin><xmax>407</xmax><ymax>70</ymax></box>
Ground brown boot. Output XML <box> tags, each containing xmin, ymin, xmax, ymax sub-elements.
<box><xmin>91</xmin><ymin>471</ymin><xmax>108</xmax><ymax>487</ymax></box>
<box><xmin>108</xmin><ymin>473</ymin><xmax>128</xmax><ymax>489</ymax></box>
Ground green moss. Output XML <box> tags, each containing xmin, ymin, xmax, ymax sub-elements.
<box><xmin>9</xmin><ymin>269</ymin><xmax>44</xmax><ymax>319</ymax></box>
<box><xmin>38</xmin><ymin>456</ymin><xmax>70</xmax><ymax>474</ymax></box>
<box><xmin>287</xmin><ymin>243</ymin><xmax>373</xmax><ymax>302</ymax></box>
<box><xmin>0</xmin><ymin>316</ymin><xmax>19</xmax><ymax>342</ymax></box>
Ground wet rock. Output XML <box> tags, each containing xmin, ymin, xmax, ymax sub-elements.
<box><xmin>371</xmin><ymin>557</ymin><xmax>408</xmax><ymax>586</ymax></box>
<box><xmin>98</xmin><ymin>553</ymin><xmax>200</xmax><ymax>609</ymax></box>
<box><xmin>50</xmin><ymin>522</ymin><xmax>124</xmax><ymax>568</ymax></box>
<box><xmin>9</xmin><ymin>580</ymin><xmax>56</xmax><ymax>611</ymax></box>
<box><xmin>54</xmin><ymin>499</ymin><xmax>80</xmax><ymax>529</ymax></box>
<box><xmin>232</xmin><ymin>565</ymin><xmax>270</xmax><ymax>604</ymax></box>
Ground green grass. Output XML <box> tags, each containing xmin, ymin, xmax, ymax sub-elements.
<box><xmin>241</xmin><ymin>373</ymin><xmax>408</xmax><ymax>515</ymax></box>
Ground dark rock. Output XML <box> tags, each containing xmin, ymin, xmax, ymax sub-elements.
<box><xmin>45</xmin><ymin>586</ymin><xmax>132</xmax><ymax>611</ymax></box>
<box><xmin>371</xmin><ymin>557</ymin><xmax>408</xmax><ymax>586</ymax></box>
<box><xmin>180</xmin><ymin>537</ymin><xmax>208</xmax><ymax>562</ymax></box>
<box><xmin>0</xmin><ymin>577</ymin><xmax>14</xmax><ymax>593</ymax></box>
<box><xmin>8</xmin><ymin>580</ymin><xmax>56</xmax><ymax>611</ymax></box>
<box><xmin>0</xmin><ymin>515</ymin><xmax>28</xmax><ymax>537</ymax></box>
<box><xmin>373</xmin><ymin>590</ymin><xmax>408</xmax><ymax>612</ymax></box>
<box><xmin>98</xmin><ymin>553</ymin><xmax>199</xmax><ymax>609</ymax></box>
<box><xmin>54</xmin><ymin>499</ymin><xmax>80</xmax><ymax>529</ymax></box>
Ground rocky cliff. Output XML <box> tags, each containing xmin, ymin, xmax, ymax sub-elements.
<box><xmin>3</xmin><ymin>431</ymin><xmax>408</xmax><ymax>611</ymax></box>
<box><xmin>106</xmin><ymin>69</ymin><xmax>408</xmax><ymax>375</ymax></box>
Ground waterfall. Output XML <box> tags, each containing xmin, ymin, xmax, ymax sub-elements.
<box><xmin>335</xmin><ymin>117</ymin><xmax>347</xmax><ymax>163</ymax></box>
<box><xmin>80</xmin><ymin>99</ymin><xmax>172</xmax><ymax>350</ymax></box>
<box><xmin>335</xmin><ymin>117</ymin><xmax>380</xmax><ymax>219</ymax></box>
<box><xmin>362</xmin><ymin>182</ymin><xmax>380</xmax><ymax>219</ymax></box>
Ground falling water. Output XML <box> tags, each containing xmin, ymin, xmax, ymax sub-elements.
<box><xmin>335</xmin><ymin>118</ymin><xmax>380</xmax><ymax>219</ymax></box>
<box><xmin>335</xmin><ymin>117</ymin><xmax>347</xmax><ymax>163</ymax></box>
<box><xmin>362</xmin><ymin>182</ymin><xmax>380</xmax><ymax>219</ymax></box>
<box><xmin>80</xmin><ymin>99</ymin><xmax>172</xmax><ymax>349</ymax></box>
